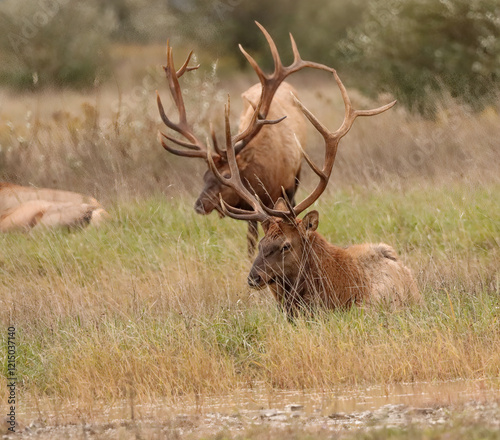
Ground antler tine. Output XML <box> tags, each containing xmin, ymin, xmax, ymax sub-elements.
<box><xmin>233</xmin><ymin>101</ymin><xmax>287</xmax><ymax>147</ymax></box>
<box><xmin>254</xmin><ymin>21</ymin><xmax>282</xmax><ymax>75</ymax></box>
<box><xmin>331</xmin><ymin>70</ymin><xmax>397</xmax><ymax>141</ymax></box>
<box><xmin>157</xmin><ymin>43</ymin><xmax>217</xmax><ymax>160</ymax></box>
<box><xmin>281</xmin><ymin>187</ymin><xmax>296</xmax><ymax>215</ymax></box>
<box><xmin>175</xmin><ymin>50</ymin><xmax>200</xmax><ymax>77</ymax></box>
<box><xmin>289</xmin><ymin>32</ymin><xmax>302</xmax><ymax>65</ymax></box>
<box><xmin>238</xmin><ymin>44</ymin><xmax>266</xmax><ymax>85</ymax></box>
<box><xmin>164</xmin><ymin>44</ymin><xmax>187</xmax><ymax>126</ymax></box>
<box><xmin>289</xmin><ymin>73</ymin><xmax>396</xmax><ymax>217</ymax></box>
<box><xmin>257</xmin><ymin>187</ymin><xmax>297</xmax><ymax>221</ymax></box>
<box><xmin>205</xmin><ymin>97</ymin><xmax>269</xmax><ymax>223</ymax></box>
<box><xmin>210</xmin><ymin>122</ymin><xmax>227</xmax><ymax>159</ymax></box>
<box><xmin>255</xmin><ymin>194</ymin><xmax>295</xmax><ymax>221</ymax></box>
<box><xmin>218</xmin><ymin>197</ymin><xmax>262</xmax><ymax>221</ymax></box>
<box><xmin>158</xmin><ymin>132</ymin><xmax>211</xmax><ymax>158</ymax></box>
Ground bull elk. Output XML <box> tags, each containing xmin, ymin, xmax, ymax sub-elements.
<box><xmin>157</xmin><ymin>22</ymin><xmax>335</xmax><ymax>256</ymax></box>
<box><xmin>0</xmin><ymin>183</ymin><xmax>108</xmax><ymax>232</ymax></box>
<box><xmin>206</xmin><ymin>71</ymin><xmax>421</xmax><ymax>316</ymax></box>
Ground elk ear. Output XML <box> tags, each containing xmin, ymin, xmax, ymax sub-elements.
<box><xmin>235</xmin><ymin>154</ymin><xmax>250</xmax><ymax>171</ymax></box>
<box><xmin>261</xmin><ymin>218</ymin><xmax>271</xmax><ymax>234</ymax></box>
<box><xmin>273</xmin><ymin>197</ymin><xmax>287</xmax><ymax>211</ymax></box>
<box><xmin>302</xmin><ymin>210</ymin><xmax>319</xmax><ymax>233</ymax></box>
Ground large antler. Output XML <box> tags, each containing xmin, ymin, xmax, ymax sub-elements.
<box><xmin>157</xmin><ymin>42</ymin><xmax>227</xmax><ymax>159</ymax></box>
<box><xmin>157</xmin><ymin>22</ymin><xmax>336</xmax><ymax>160</ymax></box>
<box><xmin>214</xmin><ymin>70</ymin><xmax>396</xmax><ymax>222</ymax></box>
<box><xmin>286</xmin><ymin>70</ymin><xmax>396</xmax><ymax>217</ymax></box>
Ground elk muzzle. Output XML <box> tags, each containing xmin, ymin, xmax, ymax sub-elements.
<box><xmin>194</xmin><ymin>195</ymin><xmax>217</xmax><ymax>215</ymax></box>
<box><xmin>247</xmin><ymin>266</ymin><xmax>270</xmax><ymax>290</ymax></box>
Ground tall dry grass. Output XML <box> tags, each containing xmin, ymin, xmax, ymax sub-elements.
<box><xmin>0</xmin><ymin>186</ymin><xmax>498</xmax><ymax>406</ymax></box>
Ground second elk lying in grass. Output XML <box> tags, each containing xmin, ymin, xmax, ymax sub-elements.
<box><xmin>0</xmin><ymin>183</ymin><xmax>108</xmax><ymax>232</ymax></box>
<box><xmin>208</xmin><ymin>71</ymin><xmax>421</xmax><ymax>316</ymax></box>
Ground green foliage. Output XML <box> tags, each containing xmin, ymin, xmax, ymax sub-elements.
<box><xmin>171</xmin><ymin>0</ymin><xmax>500</xmax><ymax>114</ymax></box>
<box><xmin>0</xmin><ymin>0</ymin><xmax>114</xmax><ymax>89</ymax></box>
<box><xmin>170</xmin><ymin>0</ymin><xmax>365</xmax><ymax>69</ymax></box>
<box><xmin>1</xmin><ymin>0</ymin><xmax>499</xmax><ymax>108</ymax></box>
<box><xmin>342</xmin><ymin>0</ymin><xmax>500</xmax><ymax>116</ymax></box>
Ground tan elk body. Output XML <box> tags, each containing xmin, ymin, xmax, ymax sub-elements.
<box><xmin>0</xmin><ymin>182</ymin><xmax>108</xmax><ymax>232</ymax></box>
<box><xmin>224</xmin><ymin>82</ymin><xmax>306</xmax><ymax>205</ymax></box>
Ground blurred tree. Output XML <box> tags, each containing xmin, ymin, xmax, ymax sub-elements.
<box><xmin>0</xmin><ymin>0</ymin><xmax>115</xmax><ymax>89</ymax></box>
<box><xmin>170</xmin><ymin>0</ymin><xmax>365</xmax><ymax>70</ymax></box>
<box><xmin>170</xmin><ymin>0</ymin><xmax>292</xmax><ymax>66</ymax></box>
<box><xmin>287</xmin><ymin>0</ymin><xmax>365</xmax><ymax>65</ymax></box>
<box><xmin>102</xmin><ymin>0</ymin><xmax>175</xmax><ymax>43</ymax></box>
<box><xmin>341</xmin><ymin>0</ymin><xmax>500</xmax><ymax>115</ymax></box>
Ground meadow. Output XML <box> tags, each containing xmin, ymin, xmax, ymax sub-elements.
<box><xmin>0</xmin><ymin>45</ymin><xmax>499</xmax><ymax>438</ymax></box>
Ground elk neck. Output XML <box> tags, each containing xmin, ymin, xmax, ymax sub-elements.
<box><xmin>273</xmin><ymin>230</ymin><xmax>369</xmax><ymax>310</ymax></box>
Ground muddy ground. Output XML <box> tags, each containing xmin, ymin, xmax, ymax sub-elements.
<box><xmin>4</xmin><ymin>399</ymin><xmax>500</xmax><ymax>439</ymax></box>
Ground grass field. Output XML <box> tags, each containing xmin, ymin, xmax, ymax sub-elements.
<box><xmin>0</xmin><ymin>46</ymin><xmax>499</xmax><ymax>437</ymax></box>
<box><xmin>1</xmin><ymin>183</ymin><xmax>498</xmax><ymax>405</ymax></box>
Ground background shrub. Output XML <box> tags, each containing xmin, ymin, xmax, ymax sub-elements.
<box><xmin>0</xmin><ymin>0</ymin><xmax>114</xmax><ymax>89</ymax></box>
<box><xmin>341</xmin><ymin>0</ymin><xmax>500</xmax><ymax>116</ymax></box>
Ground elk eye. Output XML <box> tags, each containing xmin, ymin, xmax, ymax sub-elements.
<box><xmin>222</xmin><ymin>173</ymin><xmax>231</xmax><ymax>179</ymax></box>
<box><xmin>281</xmin><ymin>243</ymin><xmax>292</xmax><ymax>253</ymax></box>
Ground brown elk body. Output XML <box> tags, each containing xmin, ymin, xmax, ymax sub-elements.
<box><xmin>0</xmin><ymin>183</ymin><xmax>108</xmax><ymax>232</ymax></box>
<box><xmin>248</xmin><ymin>211</ymin><xmax>420</xmax><ymax>316</ymax></box>
<box><xmin>205</xmin><ymin>59</ymin><xmax>421</xmax><ymax>315</ymax></box>
<box><xmin>157</xmin><ymin>23</ymin><xmax>332</xmax><ymax>256</ymax></box>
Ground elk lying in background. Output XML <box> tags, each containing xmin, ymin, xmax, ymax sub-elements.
<box><xmin>207</xmin><ymin>71</ymin><xmax>421</xmax><ymax>316</ymax></box>
<box><xmin>157</xmin><ymin>22</ymin><xmax>334</xmax><ymax>256</ymax></box>
<box><xmin>0</xmin><ymin>183</ymin><xmax>108</xmax><ymax>232</ymax></box>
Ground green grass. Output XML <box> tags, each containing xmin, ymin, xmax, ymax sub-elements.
<box><xmin>0</xmin><ymin>184</ymin><xmax>499</xmax><ymax>405</ymax></box>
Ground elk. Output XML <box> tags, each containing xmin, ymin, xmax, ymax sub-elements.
<box><xmin>207</xmin><ymin>71</ymin><xmax>421</xmax><ymax>316</ymax></box>
<box><xmin>0</xmin><ymin>182</ymin><xmax>108</xmax><ymax>232</ymax></box>
<box><xmin>157</xmin><ymin>22</ymin><xmax>334</xmax><ymax>256</ymax></box>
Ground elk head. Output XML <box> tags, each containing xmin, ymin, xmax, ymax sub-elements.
<box><xmin>247</xmin><ymin>205</ymin><xmax>320</xmax><ymax>290</ymax></box>
<box><xmin>193</xmin><ymin>149</ymin><xmax>241</xmax><ymax>217</ymax></box>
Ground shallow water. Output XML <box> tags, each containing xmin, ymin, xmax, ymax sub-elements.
<box><xmin>16</xmin><ymin>378</ymin><xmax>500</xmax><ymax>423</ymax></box>
<box><xmin>8</xmin><ymin>380</ymin><xmax>500</xmax><ymax>439</ymax></box>
<box><xmin>200</xmin><ymin>378</ymin><xmax>500</xmax><ymax>414</ymax></box>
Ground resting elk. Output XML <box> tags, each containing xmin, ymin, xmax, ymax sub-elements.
<box><xmin>206</xmin><ymin>71</ymin><xmax>421</xmax><ymax>316</ymax></box>
<box><xmin>157</xmin><ymin>22</ymin><xmax>334</xmax><ymax>256</ymax></box>
<box><xmin>0</xmin><ymin>182</ymin><xmax>108</xmax><ymax>232</ymax></box>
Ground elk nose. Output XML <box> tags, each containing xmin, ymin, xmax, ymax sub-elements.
<box><xmin>247</xmin><ymin>274</ymin><xmax>262</xmax><ymax>288</ymax></box>
<box><xmin>194</xmin><ymin>199</ymin><xmax>207</xmax><ymax>215</ymax></box>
